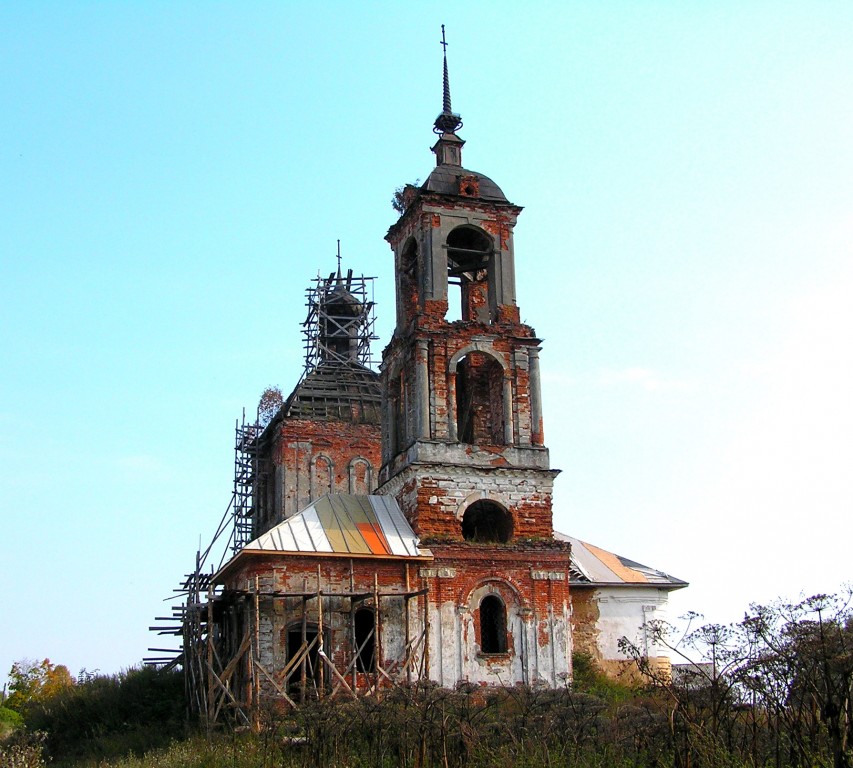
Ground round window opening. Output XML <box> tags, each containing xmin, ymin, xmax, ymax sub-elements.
<box><xmin>461</xmin><ymin>500</ymin><xmax>513</xmax><ymax>543</ymax></box>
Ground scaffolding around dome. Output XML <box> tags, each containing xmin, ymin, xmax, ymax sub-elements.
<box><xmin>302</xmin><ymin>265</ymin><xmax>378</xmax><ymax>373</ymax></box>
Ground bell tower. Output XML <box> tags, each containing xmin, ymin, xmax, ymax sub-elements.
<box><xmin>376</xmin><ymin>30</ymin><xmax>570</xmax><ymax>687</ymax></box>
<box><xmin>378</xmin><ymin>30</ymin><xmax>557</xmax><ymax>545</ymax></box>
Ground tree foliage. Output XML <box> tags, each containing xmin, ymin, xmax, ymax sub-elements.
<box><xmin>24</xmin><ymin>665</ymin><xmax>184</xmax><ymax>765</ymax></box>
<box><xmin>620</xmin><ymin>587</ymin><xmax>853</xmax><ymax>768</ymax></box>
<box><xmin>5</xmin><ymin>659</ymin><xmax>73</xmax><ymax>714</ymax></box>
<box><xmin>1</xmin><ymin>663</ymin><xmax>183</xmax><ymax>766</ymax></box>
<box><xmin>0</xmin><ymin>706</ymin><xmax>23</xmax><ymax>741</ymax></box>
<box><xmin>257</xmin><ymin>386</ymin><xmax>283</xmax><ymax>428</ymax></box>
<box><xmin>3</xmin><ymin>589</ymin><xmax>852</xmax><ymax>768</ymax></box>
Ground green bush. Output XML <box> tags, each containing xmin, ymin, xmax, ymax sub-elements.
<box><xmin>0</xmin><ymin>706</ymin><xmax>24</xmax><ymax>740</ymax></box>
<box><xmin>24</xmin><ymin>666</ymin><xmax>185</xmax><ymax>766</ymax></box>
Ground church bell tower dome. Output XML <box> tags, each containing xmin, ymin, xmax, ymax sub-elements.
<box><xmin>423</xmin><ymin>27</ymin><xmax>508</xmax><ymax>203</ymax></box>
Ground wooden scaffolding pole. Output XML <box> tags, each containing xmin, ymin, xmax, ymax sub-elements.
<box><xmin>423</xmin><ymin>580</ymin><xmax>430</xmax><ymax>681</ymax></box>
<box><xmin>252</xmin><ymin>577</ymin><xmax>260</xmax><ymax>730</ymax></box>
<box><xmin>316</xmin><ymin>565</ymin><xmax>324</xmax><ymax>697</ymax></box>
<box><xmin>206</xmin><ymin>585</ymin><xmax>215</xmax><ymax>729</ymax></box>
<box><xmin>301</xmin><ymin>580</ymin><xmax>308</xmax><ymax>703</ymax></box>
<box><xmin>373</xmin><ymin>573</ymin><xmax>382</xmax><ymax>700</ymax></box>
<box><xmin>405</xmin><ymin>565</ymin><xmax>411</xmax><ymax>685</ymax></box>
<box><xmin>191</xmin><ymin>574</ymin><xmax>432</xmax><ymax>729</ymax></box>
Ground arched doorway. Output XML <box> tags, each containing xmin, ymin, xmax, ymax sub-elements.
<box><xmin>285</xmin><ymin>623</ymin><xmax>321</xmax><ymax>696</ymax></box>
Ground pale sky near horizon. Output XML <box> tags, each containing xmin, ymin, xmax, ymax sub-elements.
<box><xmin>2</xmin><ymin>3</ymin><xmax>852</xmax><ymax>688</ymax></box>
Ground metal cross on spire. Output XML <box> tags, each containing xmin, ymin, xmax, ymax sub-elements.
<box><xmin>434</xmin><ymin>24</ymin><xmax>463</xmax><ymax>134</ymax></box>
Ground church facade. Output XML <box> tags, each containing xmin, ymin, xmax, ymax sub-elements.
<box><xmin>181</xmin><ymin>44</ymin><xmax>685</xmax><ymax>721</ymax></box>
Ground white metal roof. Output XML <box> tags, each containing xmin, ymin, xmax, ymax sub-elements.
<box><xmin>243</xmin><ymin>494</ymin><xmax>424</xmax><ymax>558</ymax></box>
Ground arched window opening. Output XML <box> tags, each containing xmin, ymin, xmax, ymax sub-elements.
<box><xmin>348</xmin><ymin>458</ymin><xmax>372</xmax><ymax>495</ymax></box>
<box><xmin>455</xmin><ymin>353</ymin><xmax>505</xmax><ymax>445</ymax></box>
<box><xmin>311</xmin><ymin>455</ymin><xmax>333</xmax><ymax>499</ymax></box>
<box><xmin>479</xmin><ymin>595</ymin><xmax>508</xmax><ymax>654</ymax></box>
<box><xmin>446</xmin><ymin>227</ymin><xmax>492</xmax><ymax>323</ymax></box>
<box><xmin>354</xmin><ymin>608</ymin><xmax>376</xmax><ymax>673</ymax></box>
<box><xmin>400</xmin><ymin>238</ymin><xmax>419</xmax><ymax>320</ymax></box>
<box><xmin>254</xmin><ymin>458</ymin><xmax>275</xmax><ymax>533</ymax></box>
<box><xmin>389</xmin><ymin>374</ymin><xmax>407</xmax><ymax>456</ymax></box>
<box><xmin>462</xmin><ymin>500</ymin><xmax>513</xmax><ymax>543</ymax></box>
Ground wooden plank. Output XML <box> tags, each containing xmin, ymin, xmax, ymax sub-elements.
<box><xmin>219</xmin><ymin>631</ymin><xmax>252</xmax><ymax>685</ymax></box>
<box><xmin>254</xmin><ymin>659</ymin><xmax>296</xmax><ymax>708</ymax></box>
<box><xmin>317</xmin><ymin>566</ymin><xmax>325</xmax><ymax>696</ymax></box>
<box><xmin>280</xmin><ymin>635</ymin><xmax>318</xmax><ymax>682</ymax></box>
<box><xmin>318</xmin><ymin>650</ymin><xmax>357</xmax><ymax>699</ymax></box>
<box><xmin>206</xmin><ymin>661</ymin><xmax>250</xmax><ymax>726</ymax></box>
<box><xmin>375</xmin><ymin>663</ymin><xmax>397</xmax><ymax>687</ymax></box>
<box><xmin>252</xmin><ymin>576</ymin><xmax>260</xmax><ymax>730</ymax></box>
<box><xmin>207</xmin><ymin>587</ymin><xmax>215</xmax><ymax>725</ymax></box>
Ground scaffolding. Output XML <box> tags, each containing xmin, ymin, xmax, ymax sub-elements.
<box><xmin>302</xmin><ymin>265</ymin><xmax>378</xmax><ymax>373</ymax></box>
<box><xmin>233</xmin><ymin>409</ymin><xmax>259</xmax><ymax>553</ymax></box>
<box><xmin>178</xmin><ymin>572</ymin><xmax>430</xmax><ymax>730</ymax></box>
<box><xmin>146</xmin><ymin>487</ymin><xmax>240</xmax><ymax>675</ymax></box>
<box><xmin>148</xmin><ymin>254</ymin><xmax>390</xmax><ymax>720</ymax></box>
<box><xmin>147</xmin><ymin>447</ymin><xmax>432</xmax><ymax>728</ymax></box>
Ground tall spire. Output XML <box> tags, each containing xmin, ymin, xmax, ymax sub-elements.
<box><xmin>433</xmin><ymin>24</ymin><xmax>463</xmax><ymax>135</ymax></box>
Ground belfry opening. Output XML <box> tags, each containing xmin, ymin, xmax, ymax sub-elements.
<box><xmin>461</xmin><ymin>500</ymin><xmax>514</xmax><ymax>544</ymax></box>
<box><xmin>446</xmin><ymin>225</ymin><xmax>493</xmax><ymax>323</ymax></box>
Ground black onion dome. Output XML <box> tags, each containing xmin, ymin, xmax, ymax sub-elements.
<box><xmin>423</xmin><ymin>165</ymin><xmax>508</xmax><ymax>202</ymax></box>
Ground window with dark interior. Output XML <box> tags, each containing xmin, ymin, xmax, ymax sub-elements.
<box><xmin>400</xmin><ymin>238</ymin><xmax>419</xmax><ymax>318</ymax></box>
<box><xmin>354</xmin><ymin>608</ymin><xmax>376</xmax><ymax>673</ymax></box>
<box><xmin>461</xmin><ymin>500</ymin><xmax>513</xmax><ymax>543</ymax></box>
<box><xmin>286</xmin><ymin>624</ymin><xmax>320</xmax><ymax>691</ymax></box>
<box><xmin>479</xmin><ymin>595</ymin><xmax>507</xmax><ymax>654</ymax></box>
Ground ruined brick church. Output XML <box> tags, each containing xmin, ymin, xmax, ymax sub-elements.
<box><xmin>167</xmin><ymin>41</ymin><xmax>685</xmax><ymax>722</ymax></box>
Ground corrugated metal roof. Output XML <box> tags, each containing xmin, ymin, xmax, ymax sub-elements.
<box><xmin>555</xmin><ymin>532</ymin><xmax>687</xmax><ymax>588</ymax></box>
<box><xmin>244</xmin><ymin>494</ymin><xmax>424</xmax><ymax>558</ymax></box>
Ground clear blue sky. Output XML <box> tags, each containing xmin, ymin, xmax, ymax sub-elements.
<box><xmin>2</xmin><ymin>3</ymin><xmax>852</xmax><ymax>686</ymax></box>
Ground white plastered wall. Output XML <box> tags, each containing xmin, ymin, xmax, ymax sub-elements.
<box><xmin>593</xmin><ymin>586</ymin><xmax>670</xmax><ymax>662</ymax></box>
